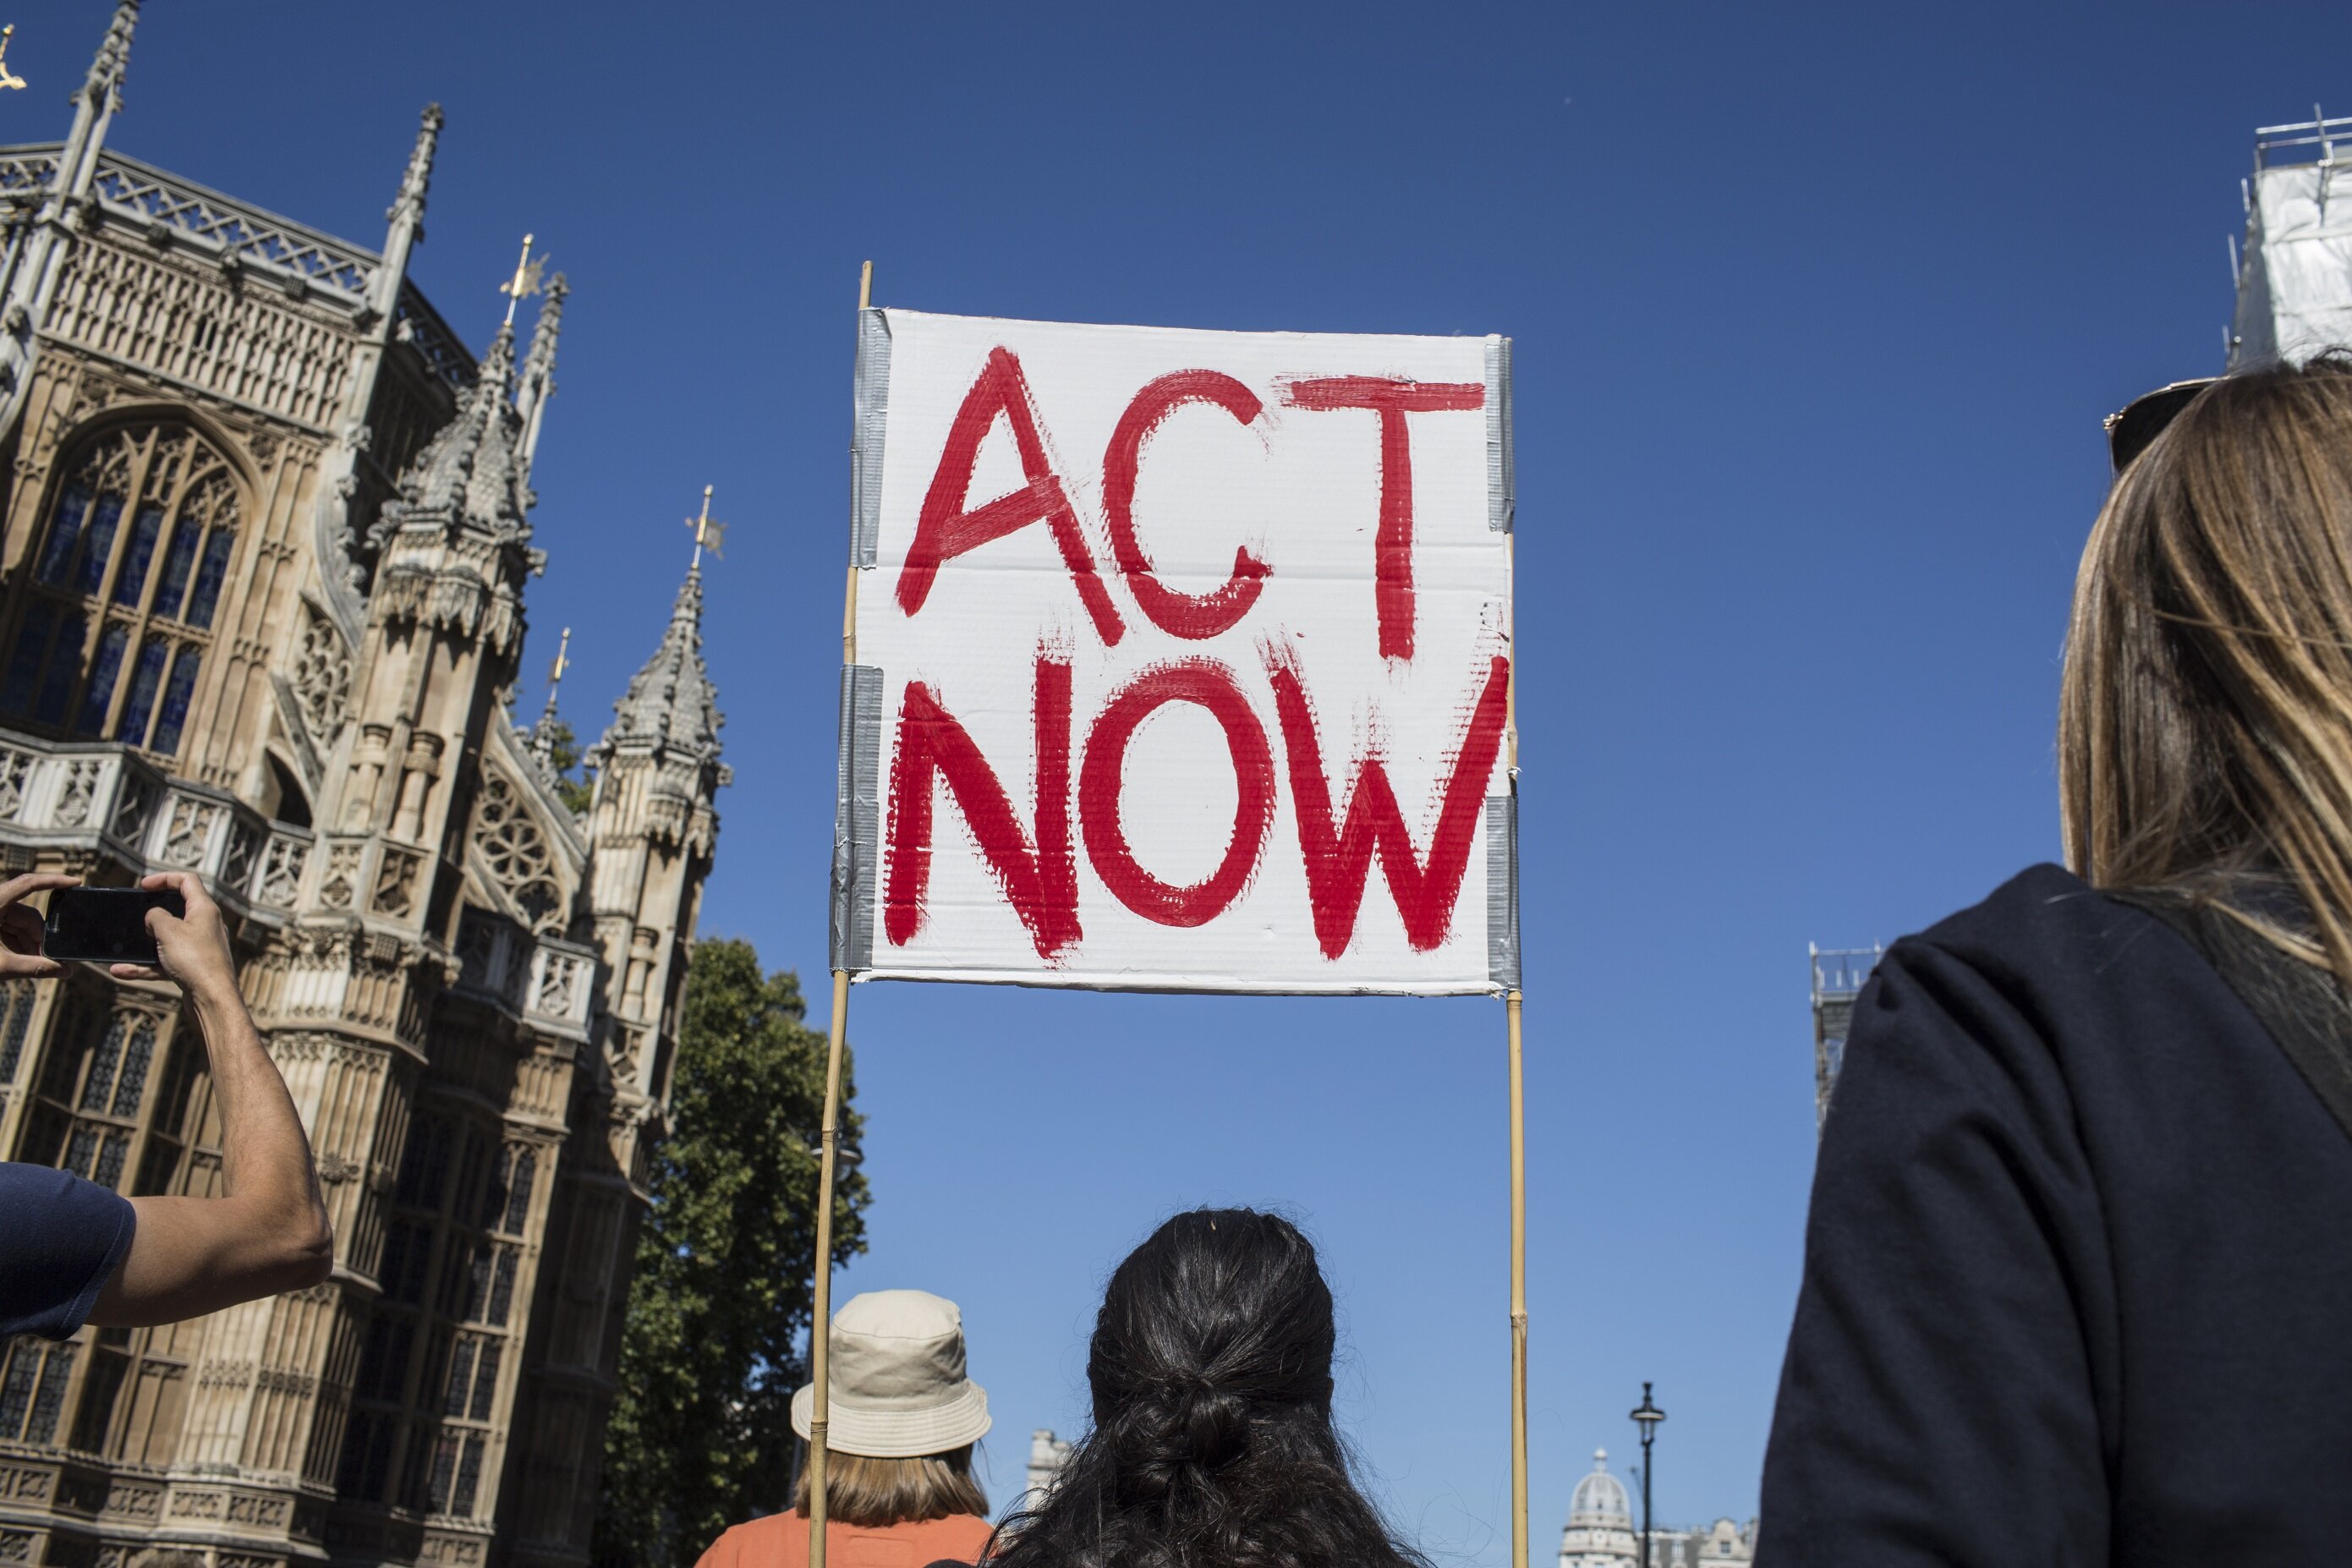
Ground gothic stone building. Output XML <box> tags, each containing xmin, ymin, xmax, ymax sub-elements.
<box><xmin>0</xmin><ymin>8</ymin><xmax>726</xmax><ymax>1568</ymax></box>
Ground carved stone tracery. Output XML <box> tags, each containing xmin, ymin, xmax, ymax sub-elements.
<box><xmin>291</xmin><ymin>603</ymin><xmax>351</xmax><ymax>747</ymax></box>
<box><xmin>472</xmin><ymin>769</ymin><xmax>560</xmax><ymax>932</ymax></box>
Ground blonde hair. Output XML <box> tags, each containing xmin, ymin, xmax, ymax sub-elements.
<box><xmin>792</xmin><ymin>1444</ymin><xmax>989</xmax><ymax>1530</ymax></box>
<box><xmin>2059</xmin><ymin>354</ymin><xmax>2352</xmax><ymax>986</ymax></box>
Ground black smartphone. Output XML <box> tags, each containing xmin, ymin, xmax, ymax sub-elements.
<box><xmin>43</xmin><ymin>886</ymin><xmax>185</xmax><ymax>965</ymax></box>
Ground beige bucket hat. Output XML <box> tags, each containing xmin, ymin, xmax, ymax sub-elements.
<box><xmin>790</xmin><ymin>1290</ymin><xmax>992</xmax><ymax>1459</ymax></box>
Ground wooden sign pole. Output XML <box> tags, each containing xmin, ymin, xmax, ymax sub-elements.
<box><xmin>1505</xmin><ymin>531</ymin><xmax>1528</xmax><ymax>1568</ymax></box>
<box><xmin>808</xmin><ymin>258</ymin><xmax>876</xmax><ymax>1568</ymax></box>
<box><xmin>1508</xmin><ymin>988</ymin><xmax>1528</xmax><ymax>1568</ymax></box>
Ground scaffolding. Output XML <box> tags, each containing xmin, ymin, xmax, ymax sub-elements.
<box><xmin>2230</xmin><ymin>106</ymin><xmax>2352</xmax><ymax>370</ymax></box>
<box><xmin>1808</xmin><ymin>944</ymin><xmax>1883</xmax><ymax>1132</ymax></box>
<box><xmin>2253</xmin><ymin>107</ymin><xmax>2350</xmax><ymax>169</ymax></box>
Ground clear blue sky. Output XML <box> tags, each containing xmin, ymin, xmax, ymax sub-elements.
<box><xmin>14</xmin><ymin>0</ymin><xmax>2349</xmax><ymax>1550</ymax></box>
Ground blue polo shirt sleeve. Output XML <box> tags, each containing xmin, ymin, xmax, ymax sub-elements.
<box><xmin>1</xmin><ymin>1161</ymin><xmax>137</xmax><ymax>1340</ymax></box>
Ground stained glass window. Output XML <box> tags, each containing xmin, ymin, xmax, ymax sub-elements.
<box><xmin>111</xmin><ymin>1020</ymin><xmax>155</xmax><ymax>1117</ymax></box>
<box><xmin>0</xmin><ymin>983</ymin><xmax>33</xmax><ymax>1083</ymax></box>
<box><xmin>77</xmin><ymin>622</ymin><xmax>128</xmax><ymax>734</ymax></box>
<box><xmin>36</xmin><ymin>482</ymin><xmax>91</xmax><ymax>585</ymax></box>
<box><xmin>469</xmin><ymin>1341</ymin><xmax>500</xmax><ymax>1420</ymax></box>
<box><xmin>34</xmin><ymin>611</ymin><xmax>85</xmax><ymax>725</ymax></box>
<box><xmin>184</xmin><ymin>530</ymin><xmax>233</xmax><ymax>628</ymax></box>
<box><xmin>80</xmin><ymin>1016</ymin><xmax>127</xmax><ymax>1111</ymax></box>
<box><xmin>72</xmin><ymin>494</ymin><xmax>125</xmax><ymax>597</ymax></box>
<box><xmin>153</xmin><ymin>520</ymin><xmax>199</xmax><ymax>617</ymax></box>
<box><xmin>113</xmin><ymin>503</ymin><xmax>165</xmax><ymax>606</ymax></box>
<box><xmin>427</xmin><ymin>1431</ymin><xmax>460</xmax><ymax>1512</ymax></box>
<box><xmin>1</xmin><ymin>600</ymin><xmax>55</xmax><ymax>714</ymax></box>
<box><xmin>10</xmin><ymin>426</ymin><xmax>238</xmax><ymax>744</ymax></box>
<box><xmin>502</xmin><ymin>1148</ymin><xmax>536</xmax><ymax>1235</ymax></box>
<box><xmin>486</xmin><ymin>1248</ymin><xmax>516</xmax><ymax>1326</ymax></box>
<box><xmin>115</xmin><ymin>638</ymin><xmax>167</xmax><ymax>744</ymax></box>
<box><xmin>462</xmin><ymin>1247</ymin><xmax>492</xmax><ymax>1323</ymax></box>
<box><xmin>92</xmin><ymin>1129</ymin><xmax>129</xmax><ymax>1190</ymax></box>
<box><xmin>71</xmin><ymin>1338</ymin><xmax>136</xmax><ymax>1461</ymax></box>
<box><xmin>452</xmin><ymin>1434</ymin><xmax>485</xmax><ymax>1516</ymax></box>
<box><xmin>443</xmin><ymin>1340</ymin><xmax>477</xmax><ymax>1417</ymax></box>
<box><xmin>28</xmin><ymin>1345</ymin><xmax>77</xmax><ymax>1444</ymax></box>
<box><xmin>0</xmin><ymin>1343</ymin><xmax>39</xmax><ymax>1438</ymax></box>
<box><xmin>151</xmin><ymin>645</ymin><xmax>201</xmax><ymax>754</ymax></box>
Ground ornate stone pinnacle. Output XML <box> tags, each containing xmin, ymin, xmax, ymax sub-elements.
<box><xmin>389</xmin><ymin>103</ymin><xmax>443</xmax><ymax>224</ymax></box>
<box><xmin>82</xmin><ymin>1</ymin><xmax>137</xmax><ymax>112</ymax></box>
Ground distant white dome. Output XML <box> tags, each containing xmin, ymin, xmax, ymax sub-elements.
<box><xmin>1571</xmin><ymin>1450</ymin><xmax>1631</xmax><ymax>1526</ymax></box>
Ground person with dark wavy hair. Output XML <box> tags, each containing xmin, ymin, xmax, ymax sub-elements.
<box><xmin>984</xmin><ymin>1208</ymin><xmax>1424</xmax><ymax>1568</ymax></box>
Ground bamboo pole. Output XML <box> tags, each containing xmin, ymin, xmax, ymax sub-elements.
<box><xmin>809</xmin><ymin>258</ymin><xmax>875</xmax><ymax>1568</ymax></box>
<box><xmin>1504</xmin><ymin>527</ymin><xmax>1527</xmax><ymax>1568</ymax></box>
<box><xmin>807</xmin><ymin>970</ymin><xmax>851</xmax><ymax>1568</ymax></box>
<box><xmin>1508</xmin><ymin>988</ymin><xmax>1528</xmax><ymax>1568</ymax></box>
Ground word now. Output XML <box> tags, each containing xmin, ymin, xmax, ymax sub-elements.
<box><xmin>896</xmin><ymin>348</ymin><xmax>1486</xmax><ymax>661</ymax></box>
<box><xmin>885</xmin><ymin>648</ymin><xmax>1511</xmax><ymax>962</ymax></box>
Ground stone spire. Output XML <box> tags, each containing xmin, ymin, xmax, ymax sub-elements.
<box><xmin>515</xmin><ymin>272</ymin><xmax>566</xmax><ymax>479</ymax></box>
<box><xmin>599</xmin><ymin>566</ymin><xmax>723</xmax><ymax>768</ymax></box>
<box><xmin>390</xmin><ymin>321</ymin><xmax>529</xmax><ymax>532</ymax></box>
<box><xmin>49</xmin><ymin>0</ymin><xmax>138</xmax><ymax>220</ymax></box>
<box><xmin>79</xmin><ymin>0</ymin><xmax>137</xmax><ymax>114</ymax></box>
<box><xmin>366</xmin><ymin>322</ymin><xmax>540</xmax><ymax>661</ymax></box>
<box><xmin>391</xmin><ymin>103</ymin><xmax>441</xmax><ymax>225</ymax></box>
<box><xmin>370</xmin><ymin>103</ymin><xmax>441</xmax><ymax>325</ymax></box>
<box><xmin>0</xmin><ymin>1</ymin><xmax>138</xmax><ymax>433</ymax></box>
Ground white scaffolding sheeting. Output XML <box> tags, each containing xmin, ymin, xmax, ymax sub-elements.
<box><xmin>2231</xmin><ymin>112</ymin><xmax>2352</xmax><ymax>370</ymax></box>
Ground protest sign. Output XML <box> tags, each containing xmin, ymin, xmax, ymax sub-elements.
<box><xmin>831</xmin><ymin>308</ymin><xmax>1518</xmax><ymax>995</ymax></box>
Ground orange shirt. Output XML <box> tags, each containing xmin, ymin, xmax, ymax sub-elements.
<box><xmin>695</xmin><ymin>1512</ymin><xmax>995</xmax><ymax>1568</ymax></box>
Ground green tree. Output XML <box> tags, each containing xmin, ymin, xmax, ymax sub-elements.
<box><xmin>594</xmin><ymin>939</ymin><xmax>869</xmax><ymax>1568</ymax></box>
<box><xmin>535</xmin><ymin>716</ymin><xmax>596</xmax><ymax>814</ymax></box>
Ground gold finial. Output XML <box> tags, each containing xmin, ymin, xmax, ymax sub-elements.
<box><xmin>684</xmin><ymin>484</ymin><xmax>726</xmax><ymax>570</ymax></box>
<box><xmin>0</xmin><ymin>27</ymin><xmax>26</xmax><ymax>93</ymax></box>
<box><xmin>530</xmin><ymin>625</ymin><xmax>574</xmax><ymax>760</ymax></box>
<box><xmin>499</xmin><ymin>233</ymin><xmax>549</xmax><ymax>326</ymax></box>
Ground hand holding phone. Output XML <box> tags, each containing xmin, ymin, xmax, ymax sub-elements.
<box><xmin>0</xmin><ymin>873</ymin><xmax>79</xmax><ymax>979</ymax></box>
<box><xmin>103</xmin><ymin>871</ymin><xmax>238</xmax><ymax>999</ymax></box>
<box><xmin>44</xmin><ymin>885</ymin><xmax>187</xmax><ymax>966</ymax></box>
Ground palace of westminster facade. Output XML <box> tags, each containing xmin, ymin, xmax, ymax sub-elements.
<box><xmin>0</xmin><ymin>8</ymin><xmax>727</xmax><ymax>1568</ymax></box>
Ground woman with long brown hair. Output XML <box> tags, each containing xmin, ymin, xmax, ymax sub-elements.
<box><xmin>1758</xmin><ymin>357</ymin><xmax>2352</xmax><ymax>1562</ymax></box>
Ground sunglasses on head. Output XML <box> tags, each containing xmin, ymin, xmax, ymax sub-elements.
<box><xmin>2105</xmin><ymin>378</ymin><xmax>2218</xmax><ymax>474</ymax></box>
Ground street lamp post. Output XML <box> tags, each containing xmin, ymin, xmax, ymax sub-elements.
<box><xmin>1630</xmin><ymin>1383</ymin><xmax>1665</xmax><ymax>1568</ymax></box>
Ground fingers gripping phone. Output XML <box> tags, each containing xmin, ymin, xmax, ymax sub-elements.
<box><xmin>44</xmin><ymin>886</ymin><xmax>185</xmax><ymax>965</ymax></box>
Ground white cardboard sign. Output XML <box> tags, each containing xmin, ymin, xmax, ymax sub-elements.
<box><xmin>831</xmin><ymin>310</ymin><xmax>1516</xmax><ymax>995</ymax></box>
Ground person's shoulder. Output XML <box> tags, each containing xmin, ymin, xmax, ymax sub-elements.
<box><xmin>0</xmin><ymin>1161</ymin><xmax>137</xmax><ymax>1340</ymax></box>
<box><xmin>1897</xmin><ymin>862</ymin><xmax>2168</xmax><ymax>984</ymax></box>
<box><xmin>0</xmin><ymin>1161</ymin><xmax>136</xmax><ymax>1235</ymax></box>
<box><xmin>696</xmin><ymin>1513</ymin><xmax>798</xmax><ymax>1568</ymax></box>
<box><xmin>1860</xmin><ymin>863</ymin><xmax>2218</xmax><ymax>1077</ymax></box>
<box><xmin>918</xmin><ymin>1514</ymin><xmax>995</xmax><ymax>1554</ymax></box>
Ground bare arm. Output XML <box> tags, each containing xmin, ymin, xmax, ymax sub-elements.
<box><xmin>90</xmin><ymin>871</ymin><xmax>333</xmax><ymax>1326</ymax></box>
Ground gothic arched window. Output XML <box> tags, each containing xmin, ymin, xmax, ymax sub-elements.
<box><xmin>2</xmin><ymin>425</ymin><xmax>243</xmax><ymax>757</ymax></box>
